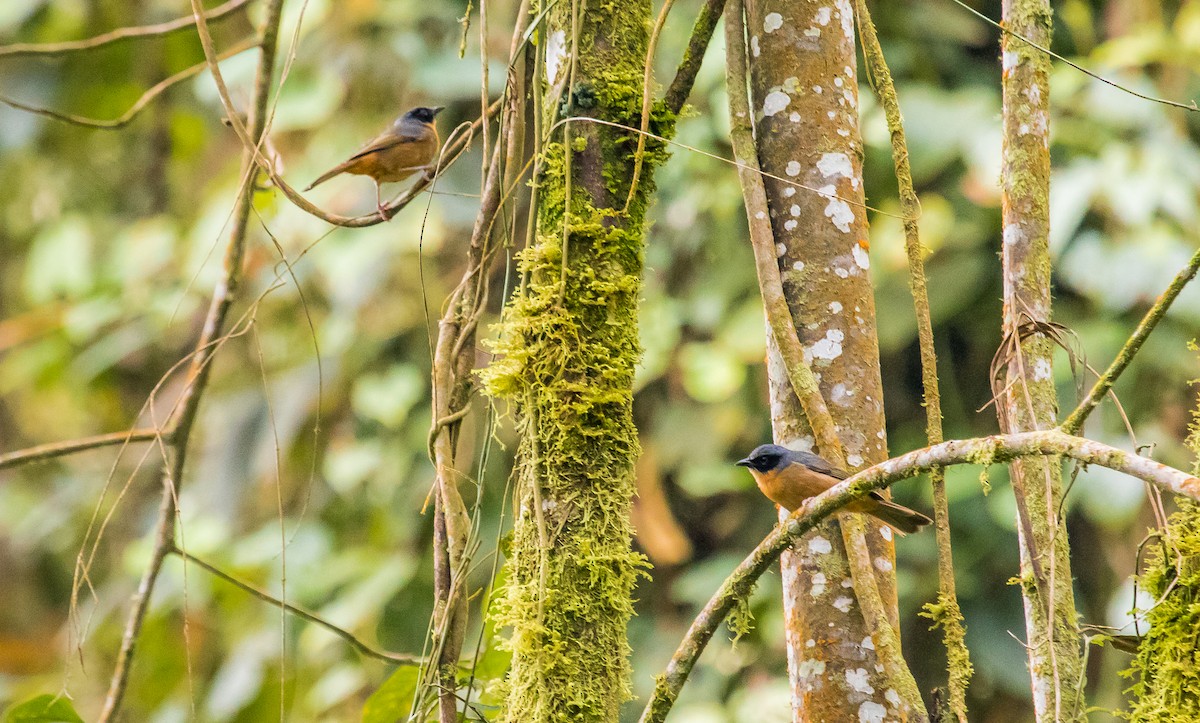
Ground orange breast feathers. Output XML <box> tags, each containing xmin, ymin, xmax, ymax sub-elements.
<box><xmin>749</xmin><ymin>463</ymin><xmax>841</xmax><ymax>512</ymax></box>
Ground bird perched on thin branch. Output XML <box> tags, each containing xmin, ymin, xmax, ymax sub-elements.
<box><xmin>305</xmin><ymin>105</ymin><xmax>444</xmax><ymax>220</ymax></box>
<box><xmin>736</xmin><ymin>444</ymin><xmax>932</xmax><ymax>534</ymax></box>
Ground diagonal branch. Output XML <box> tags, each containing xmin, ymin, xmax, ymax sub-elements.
<box><xmin>0</xmin><ymin>429</ymin><xmax>167</xmax><ymax>472</ymax></box>
<box><xmin>637</xmin><ymin>429</ymin><xmax>1200</xmax><ymax>723</ymax></box>
<box><xmin>664</xmin><ymin>0</ymin><xmax>726</xmax><ymax>114</ymax></box>
<box><xmin>1061</xmin><ymin>245</ymin><xmax>1200</xmax><ymax>435</ymax></box>
<box><xmin>98</xmin><ymin>0</ymin><xmax>286</xmax><ymax>719</ymax></box>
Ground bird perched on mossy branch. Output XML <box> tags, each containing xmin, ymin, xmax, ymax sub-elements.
<box><xmin>736</xmin><ymin>444</ymin><xmax>932</xmax><ymax>534</ymax></box>
<box><xmin>305</xmin><ymin>105</ymin><xmax>444</xmax><ymax>220</ymax></box>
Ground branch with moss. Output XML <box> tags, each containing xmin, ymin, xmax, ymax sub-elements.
<box><xmin>1061</xmin><ymin>245</ymin><xmax>1200</xmax><ymax>435</ymax></box>
<box><xmin>854</xmin><ymin>0</ymin><xmax>972</xmax><ymax>716</ymax></box>
<box><xmin>0</xmin><ymin>0</ymin><xmax>252</xmax><ymax>58</ymax></box>
<box><xmin>96</xmin><ymin>0</ymin><xmax>286</xmax><ymax>718</ymax></box>
<box><xmin>637</xmin><ymin>429</ymin><xmax>1200</xmax><ymax>723</ymax></box>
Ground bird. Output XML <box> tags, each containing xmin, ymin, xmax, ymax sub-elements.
<box><xmin>304</xmin><ymin>105</ymin><xmax>444</xmax><ymax>219</ymax></box>
<box><xmin>735</xmin><ymin>443</ymin><xmax>931</xmax><ymax>535</ymax></box>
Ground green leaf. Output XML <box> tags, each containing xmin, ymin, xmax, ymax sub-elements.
<box><xmin>362</xmin><ymin>666</ymin><xmax>420</xmax><ymax>723</ymax></box>
<box><xmin>4</xmin><ymin>695</ymin><xmax>84</xmax><ymax>723</ymax></box>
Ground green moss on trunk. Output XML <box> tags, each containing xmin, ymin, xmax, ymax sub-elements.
<box><xmin>481</xmin><ymin>0</ymin><xmax>674</xmax><ymax>719</ymax></box>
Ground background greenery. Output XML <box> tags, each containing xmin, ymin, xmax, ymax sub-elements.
<box><xmin>1</xmin><ymin>0</ymin><xmax>1198</xmax><ymax>720</ymax></box>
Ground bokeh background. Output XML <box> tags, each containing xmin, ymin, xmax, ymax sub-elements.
<box><xmin>2</xmin><ymin>0</ymin><xmax>1199</xmax><ymax>720</ymax></box>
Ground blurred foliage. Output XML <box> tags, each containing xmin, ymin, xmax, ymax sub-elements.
<box><xmin>0</xmin><ymin>0</ymin><xmax>1199</xmax><ymax>720</ymax></box>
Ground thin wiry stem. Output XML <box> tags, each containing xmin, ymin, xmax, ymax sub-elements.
<box><xmin>0</xmin><ymin>0</ymin><xmax>252</xmax><ymax>58</ymax></box>
<box><xmin>637</xmin><ymin>429</ymin><xmax>1200</xmax><ymax>723</ymax></box>
<box><xmin>0</xmin><ymin>38</ymin><xmax>258</xmax><ymax>130</ymax></box>
<box><xmin>98</xmin><ymin>0</ymin><xmax>287</xmax><ymax>717</ymax></box>
<box><xmin>170</xmin><ymin>546</ymin><xmax>422</xmax><ymax>665</ymax></box>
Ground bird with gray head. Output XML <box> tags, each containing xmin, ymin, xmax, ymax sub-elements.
<box><xmin>736</xmin><ymin>443</ymin><xmax>931</xmax><ymax>534</ymax></box>
<box><xmin>305</xmin><ymin>105</ymin><xmax>445</xmax><ymax>220</ymax></box>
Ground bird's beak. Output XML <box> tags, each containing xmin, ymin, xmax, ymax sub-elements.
<box><xmin>431</xmin><ymin>106</ymin><xmax>446</xmax><ymax>116</ymax></box>
<box><xmin>734</xmin><ymin>458</ymin><xmax>752</xmax><ymax>467</ymax></box>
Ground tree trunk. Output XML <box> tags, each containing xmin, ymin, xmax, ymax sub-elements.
<box><xmin>481</xmin><ymin>2</ymin><xmax>669</xmax><ymax>721</ymax></box>
<box><xmin>998</xmin><ymin>0</ymin><xmax>1084</xmax><ymax>718</ymax></box>
<box><xmin>743</xmin><ymin>0</ymin><xmax>909</xmax><ymax>718</ymax></box>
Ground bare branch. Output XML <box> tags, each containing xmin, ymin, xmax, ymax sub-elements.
<box><xmin>170</xmin><ymin>546</ymin><xmax>422</xmax><ymax>665</ymax></box>
<box><xmin>637</xmin><ymin>429</ymin><xmax>1200</xmax><ymax>723</ymax></box>
<box><xmin>0</xmin><ymin>38</ymin><xmax>258</xmax><ymax>130</ymax></box>
<box><xmin>664</xmin><ymin>0</ymin><xmax>726</xmax><ymax>114</ymax></box>
<box><xmin>0</xmin><ymin>429</ymin><xmax>168</xmax><ymax>472</ymax></box>
<box><xmin>0</xmin><ymin>0</ymin><xmax>252</xmax><ymax>59</ymax></box>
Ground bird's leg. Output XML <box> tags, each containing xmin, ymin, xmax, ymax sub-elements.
<box><xmin>375</xmin><ymin>181</ymin><xmax>389</xmax><ymax>221</ymax></box>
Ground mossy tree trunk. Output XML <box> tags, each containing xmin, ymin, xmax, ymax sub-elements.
<box><xmin>482</xmin><ymin>2</ymin><xmax>670</xmax><ymax>721</ymax></box>
<box><xmin>998</xmin><ymin>0</ymin><xmax>1084</xmax><ymax>718</ymax></box>
<box><xmin>743</xmin><ymin>0</ymin><xmax>910</xmax><ymax>718</ymax></box>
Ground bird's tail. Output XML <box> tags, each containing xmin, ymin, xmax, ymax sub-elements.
<box><xmin>867</xmin><ymin>499</ymin><xmax>933</xmax><ymax>536</ymax></box>
<box><xmin>304</xmin><ymin>161</ymin><xmax>353</xmax><ymax>192</ymax></box>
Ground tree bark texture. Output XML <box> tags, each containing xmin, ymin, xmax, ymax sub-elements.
<box><xmin>999</xmin><ymin>0</ymin><xmax>1084</xmax><ymax>718</ymax></box>
<box><xmin>481</xmin><ymin>1</ymin><xmax>669</xmax><ymax>721</ymax></box>
<box><xmin>744</xmin><ymin>1</ymin><xmax>905</xmax><ymax>719</ymax></box>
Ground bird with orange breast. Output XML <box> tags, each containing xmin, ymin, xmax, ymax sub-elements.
<box><xmin>305</xmin><ymin>105</ymin><xmax>444</xmax><ymax>220</ymax></box>
<box><xmin>736</xmin><ymin>444</ymin><xmax>931</xmax><ymax>534</ymax></box>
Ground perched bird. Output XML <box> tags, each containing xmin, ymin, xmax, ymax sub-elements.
<box><xmin>305</xmin><ymin>105</ymin><xmax>444</xmax><ymax>219</ymax></box>
<box><xmin>736</xmin><ymin>443</ymin><xmax>931</xmax><ymax>534</ymax></box>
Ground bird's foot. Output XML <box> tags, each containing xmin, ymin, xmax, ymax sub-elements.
<box><xmin>377</xmin><ymin>202</ymin><xmax>390</xmax><ymax>222</ymax></box>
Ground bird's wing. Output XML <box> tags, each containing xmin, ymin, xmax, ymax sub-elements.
<box><xmin>345</xmin><ymin>127</ymin><xmax>424</xmax><ymax>162</ymax></box>
<box><xmin>790</xmin><ymin>451</ymin><xmax>849</xmax><ymax>480</ymax></box>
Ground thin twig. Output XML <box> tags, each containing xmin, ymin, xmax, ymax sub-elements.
<box><xmin>0</xmin><ymin>38</ymin><xmax>258</xmax><ymax>130</ymax></box>
<box><xmin>663</xmin><ymin>0</ymin><xmax>726</xmax><ymax>114</ymax></box>
<box><xmin>637</xmin><ymin>429</ymin><xmax>1200</xmax><ymax>723</ymax></box>
<box><xmin>0</xmin><ymin>0</ymin><xmax>253</xmax><ymax>58</ymax></box>
<box><xmin>169</xmin><ymin>545</ymin><xmax>421</xmax><ymax>665</ymax></box>
<box><xmin>0</xmin><ymin>429</ymin><xmax>168</xmax><ymax>471</ymax></box>
<box><xmin>98</xmin><ymin>0</ymin><xmax>287</xmax><ymax>717</ymax></box>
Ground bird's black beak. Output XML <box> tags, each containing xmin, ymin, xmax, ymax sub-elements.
<box><xmin>734</xmin><ymin>458</ymin><xmax>752</xmax><ymax>468</ymax></box>
<box><xmin>431</xmin><ymin>106</ymin><xmax>446</xmax><ymax>116</ymax></box>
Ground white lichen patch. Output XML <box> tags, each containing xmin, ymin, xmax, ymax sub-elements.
<box><xmin>1003</xmin><ymin>223</ymin><xmax>1023</xmax><ymax>246</ymax></box>
<box><xmin>847</xmin><ymin>453</ymin><xmax>863</xmax><ymax>467</ymax></box>
<box><xmin>859</xmin><ymin>701</ymin><xmax>887</xmax><ymax>723</ymax></box>
<box><xmin>751</xmin><ymin>35</ymin><xmax>760</xmax><ymax>57</ymax></box>
<box><xmin>829</xmin><ymin>301</ymin><xmax>843</xmax><ymax>313</ymax></box>
<box><xmin>831</xmin><ymin>382</ymin><xmax>852</xmax><ymax>406</ymax></box>
<box><xmin>792</xmin><ymin>260</ymin><xmax>805</xmax><ymax>271</ymax></box>
<box><xmin>834</xmin><ymin>76</ymin><xmax>844</xmax><ymax>88</ymax></box>
<box><xmin>837</xmin><ymin>127</ymin><xmax>851</xmax><ymax>137</ymax></box>
<box><xmin>822</xmin><ymin>191</ymin><xmax>855</xmax><ymax>233</ymax></box>
<box><xmin>810</xmin><ymin>329</ymin><xmax>845</xmax><ymax>360</ymax></box>
<box><xmin>851</xmin><ymin>243</ymin><xmax>870</xmax><ymax>269</ymax></box>
<box><xmin>834</xmin><ymin>267</ymin><xmax>850</xmax><ymax>278</ymax></box>
<box><xmin>835</xmin><ymin>0</ymin><xmax>854</xmax><ymax>38</ymax></box>
<box><xmin>1002</xmin><ymin>50</ymin><xmax>1019</xmax><ymax>71</ymax></box>
<box><xmin>813</xmin><ymin>85</ymin><xmax>823</xmax><ymax>94</ymax></box>
<box><xmin>817</xmin><ymin>152</ymin><xmax>853</xmax><ymax>181</ymax></box>
<box><xmin>861</xmin><ymin>636</ymin><xmax>875</xmax><ymax>650</ymax></box>
<box><xmin>874</xmin><ymin>556</ymin><xmax>893</xmax><ymax>572</ymax></box>
<box><xmin>545</xmin><ymin>30</ymin><xmax>567</xmax><ymax>85</ymax></box>
<box><xmin>763</xmin><ymin>90</ymin><xmax>791</xmax><ymax>117</ymax></box>
<box><xmin>776</xmin><ymin>242</ymin><xmax>787</xmax><ymax>257</ymax></box>
<box><xmin>843</xmin><ymin>89</ymin><xmax>857</xmax><ymax>108</ymax></box>
<box><xmin>816</xmin><ymin>6</ymin><xmax>832</xmax><ymax>25</ymax></box>
<box><xmin>808</xmin><ymin>535</ymin><xmax>833</xmax><ymax>555</ymax></box>
<box><xmin>804</xmin><ymin>27</ymin><xmax>821</xmax><ymax>38</ymax></box>
<box><xmin>811</xmin><ymin>571</ymin><xmax>828</xmax><ymax>597</ymax></box>
<box><xmin>784</xmin><ymin>186</ymin><xmax>797</xmax><ymax>197</ymax></box>
<box><xmin>786</xmin><ymin>160</ymin><xmax>802</xmax><ymax>176</ymax></box>
<box><xmin>833</xmin><ymin>595</ymin><xmax>854</xmax><ymax>613</ymax></box>
<box><xmin>784</xmin><ymin>219</ymin><xmax>799</xmax><ymax>231</ymax></box>
<box><xmin>885</xmin><ymin>689</ymin><xmax>901</xmax><ymax>706</ymax></box>
<box><xmin>807</xmin><ymin>638</ymin><xmax>817</xmax><ymax>648</ymax></box>
<box><xmin>764</xmin><ymin>12</ymin><xmax>784</xmax><ymax>32</ymax></box>
<box><xmin>880</xmin><ymin>526</ymin><xmax>893</xmax><ymax>541</ymax></box>
<box><xmin>846</xmin><ymin>668</ymin><xmax>875</xmax><ymax>695</ymax></box>
<box><xmin>790</xmin><ymin>111</ymin><xmax>801</xmax><ymax>122</ymax></box>
<box><xmin>1033</xmin><ymin>357</ymin><xmax>1052</xmax><ymax>381</ymax></box>
<box><xmin>798</xmin><ymin>659</ymin><xmax>826</xmax><ymax>679</ymax></box>
<box><xmin>790</xmin><ymin>204</ymin><xmax>801</xmax><ymax>216</ymax></box>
